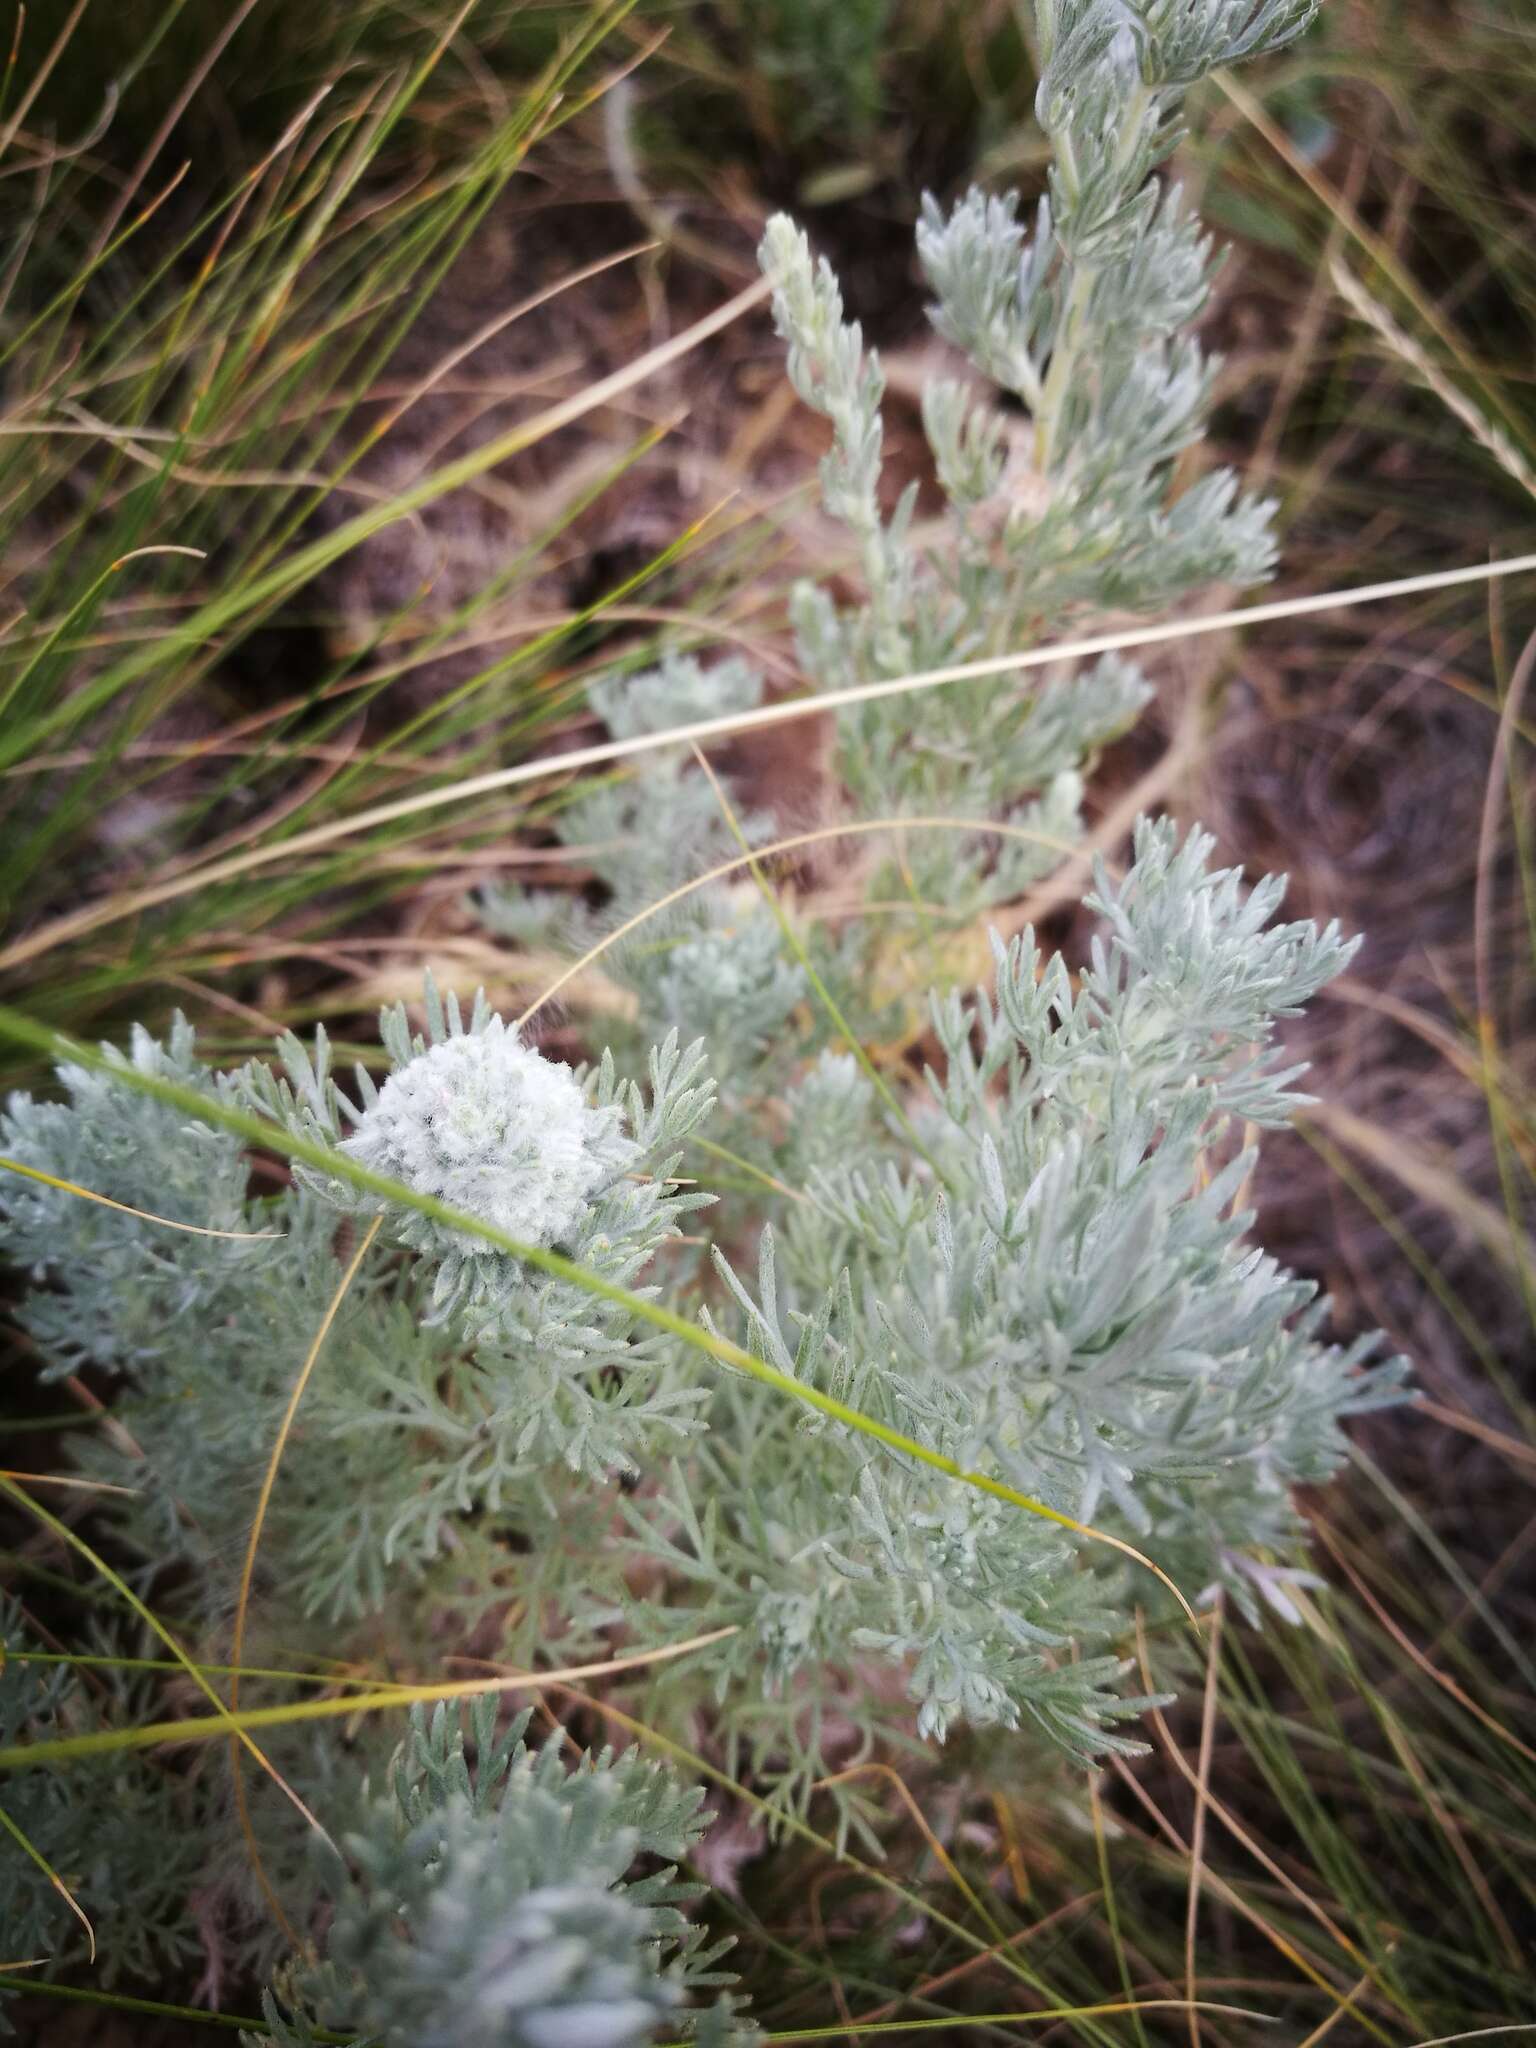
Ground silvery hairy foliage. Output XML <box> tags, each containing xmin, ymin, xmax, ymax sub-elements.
<box><xmin>459</xmin><ymin>0</ymin><xmax>1401</xmax><ymax>1816</ymax></box>
<box><xmin>1</xmin><ymin>818</ymin><xmax>1405</xmax><ymax>1900</ymax></box>
<box><xmin>0</xmin><ymin>987</ymin><xmax>716</xmax><ymax>1625</ymax></box>
<box><xmin>0</xmin><ymin>1602</ymin><xmax>203</xmax><ymax>1995</ymax></box>
<box><xmin>246</xmin><ymin>1701</ymin><xmax>751</xmax><ymax>2048</ymax></box>
<box><xmin>0</xmin><ymin>0</ymin><xmax>1402</xmax><ymax>2022</ymax></box>
<box><xmin>483</xmin><ymin>0</ymin><xmax>1314</xmax><ymax>1053</ymax></box>
<box><xmin>546</xmin><ymin>821</ymin><xmax>1406</xmax><ymax>1820</ymax></box>
<box><xmin>0</xmin><ymin>1003</ymin><xmax>741</xmax><ymax>2008</ymax></box>
<box><xmin>479</xmin><ymin>655</ymin><xmax>808</xmax><ymax>1102</ymax></box>
<box><xmin>750</xmin><ymin>0</ymin><xmax>1310</xmax><ymax>912</ymax></box>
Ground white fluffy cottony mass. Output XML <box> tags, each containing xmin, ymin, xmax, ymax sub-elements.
<box><xmin>341</xmin><ymin>1021</ymin><xmax>628</xmax><ymax>1254</ymax></box>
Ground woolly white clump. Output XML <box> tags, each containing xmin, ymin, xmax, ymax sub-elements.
<box><xmin>341</xmin><ymin>1019</ymin><xmax>630</xmax><ymax>1255</ymax></box>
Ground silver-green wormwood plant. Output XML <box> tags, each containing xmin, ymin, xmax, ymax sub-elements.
<box><xmin>1</xmin><ymin>0</ymin><xmax>1408</xmax><ymax>2038</ymax></box>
